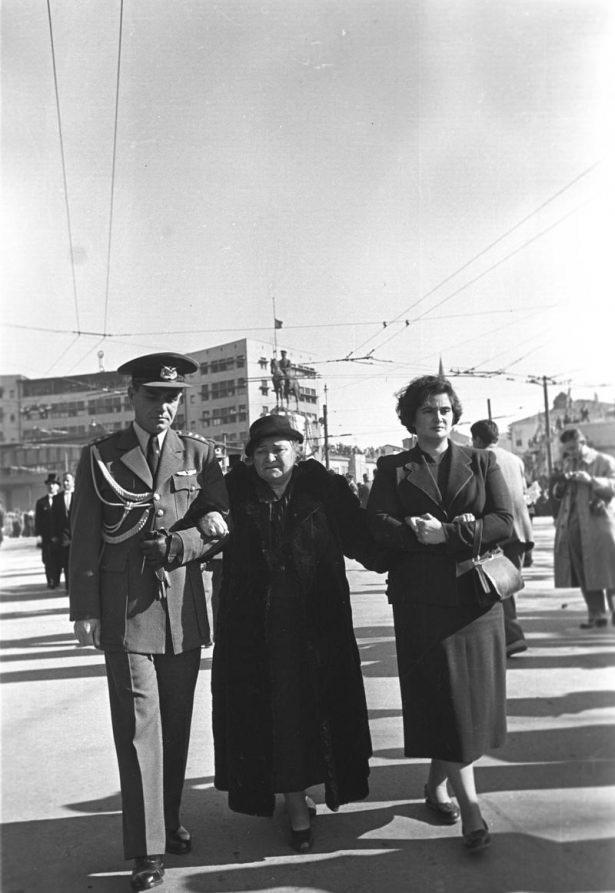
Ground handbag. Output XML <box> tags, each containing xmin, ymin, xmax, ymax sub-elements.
<box><xmin>456</xmin><ymin>518</ymin><xmax>524</xmax><ymax>607</ymax></box>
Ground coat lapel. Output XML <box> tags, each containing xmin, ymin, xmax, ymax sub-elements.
<box><xmin>446</xmin><ymin>442</ymin><xmax>474</xmax><ymax>511</ymax></box>
<box><xmin>155</xmin><ymin>428</ymin><xmax>185</xmax><ymax>488</ymax></box>
<box><xmin>117</xmin><ymin>426</ymin><xmax>153</xmax><ymax>489</ymax></box>
<box><xmin>400</xmin><ymin>446</ymin><xmax>442</xmax><ymax>509</ymax></box>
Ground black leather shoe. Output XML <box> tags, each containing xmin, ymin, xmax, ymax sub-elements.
<box><xmin>424</xmin><ymin>785</ymin><xmax>460</xmax><ymax>824</ymax></box>
<box><xmin>130</xmin><ymin>856</ymin><xmax>164</xmax><ymax>890</ymax></box>
<box><xmin>165</xmin><ymin>825</ymin><xmax>191</xmax><ymax>855</ymax></box>
<box><xmin>463</xmin><ymin>821</ymin><xmax>491</xmax><ymax>853</ymax></box>
<box><xmin>506</xmin><ymin>640</ymin><xmax>528</xmax><ymax>657</ymax></box>
<box><xmin>290</xmin><ymin>826</ymin><xmax>313</xmax><ymax>853</ymax></box>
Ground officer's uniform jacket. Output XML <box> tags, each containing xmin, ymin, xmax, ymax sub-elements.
<box><xmin>69</xmin><ymin>425</ymin><xmax>229</xmax><ymax>654</ymax></box>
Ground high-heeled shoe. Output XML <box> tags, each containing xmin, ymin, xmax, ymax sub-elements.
<box><xmin>290</xmin><ymin>825</ymin><xmax>313</xmax><ymax>853</ymax></box>
<box><xmin>424</xmin><ymin>785</ymin><xmax>460</xmax><ymax>824</ymax></box>
<box><xmin>462</xmin><ymin>820</ymin><xmax>491</xmax><ymax>853</ymax></box>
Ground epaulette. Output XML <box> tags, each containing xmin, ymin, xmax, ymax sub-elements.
<box><xmin>176</xmin><ymin>430</ymin><xmax>211</xmax><ymax>445</ymax></box>
<box><xmin>88</xmin><ymin>432</ymin><xmax>115</xmax><ymax>446</ymax></box>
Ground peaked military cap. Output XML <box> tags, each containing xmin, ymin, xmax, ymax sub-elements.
<box><xmin>117</xmin><ymin>352</ymin><xmax>198</xmax><ymax>388</ymax></box>
<box><xmin>245</xmin><ymin>414</ymin><xmax>304</xmax><ymax>456</ymax></box>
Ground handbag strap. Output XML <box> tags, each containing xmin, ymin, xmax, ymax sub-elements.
<box><xmin>472</xmin><ymin>518</ymin><xmax>483</xmax><ymax>561</ymax></box>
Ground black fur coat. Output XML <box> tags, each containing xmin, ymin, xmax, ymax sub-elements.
<box><xmin>212</xmin><ymin>458</ymin><xmax>374</xmax><ymax>816</ymax></box>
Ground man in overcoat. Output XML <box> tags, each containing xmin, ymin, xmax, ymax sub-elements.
<box><xmin>51</xmin><ymin>470</ymin><xmax>74</xmax><ymax>590</ymax></box>
<box><xmin>552</xmin><ymin>428</ymin><xmax>615</xmax><ymax>628</ymax></box>
<box><xmin>69</xmin><ymin>352</ymin><xmax>229</xmax><ymax>891</ymax></box>
<box><xmin>34</xmin><ymin>471</ymin><xmax>61</xmax><ymax>587</ymax></box>
<box><xmin>471</xmin><ymin>419</ymin><xmax>534</xmax><ymax>656</ymax></box>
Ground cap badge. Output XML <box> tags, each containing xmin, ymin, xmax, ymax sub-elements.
<box><xmin>160</xmin><ymin>365</ymin><xmax>178</xmax><ymax>381</ymax></box>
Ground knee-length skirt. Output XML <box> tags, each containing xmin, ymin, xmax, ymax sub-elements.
<box><xmin>392</xmin><ymin>595</ymin><xmax>506</xmax><ymax>764</ymax></box>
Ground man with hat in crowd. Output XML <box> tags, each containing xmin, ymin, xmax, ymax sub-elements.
<box><xmin>34</xmin><ymin>471</ymin><xmax>61</xmax><ymax>588</ymax></box>
<box><xmin>69</xmin><ymin>352</ymin><xmax>229</xmax><ymax>891</ymax></box>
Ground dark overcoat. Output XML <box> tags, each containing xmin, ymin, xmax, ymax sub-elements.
<box><xmin>34</xmin><ymin>494</ymin><xmax>55</xmax><ymax>544</ymax></box>
<box><xmin>367</xmin><ymin>442</ymin><xmax>513</xmax><ymax>605</ymax></box>
<box><xmin>69</xmin><ymin>425</ymin><xmax>228</xmax><ymax>653</ymax></box>
<box><xmin>212</xmin><ymin>458</ymin><xmax>374</xmax><ymax>817</ymax></box>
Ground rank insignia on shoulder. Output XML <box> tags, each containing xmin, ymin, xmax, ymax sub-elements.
<box><xmin>90</xmin><ymin>432</ymin><xmax>113</xmax><ymax>445</ymax></box>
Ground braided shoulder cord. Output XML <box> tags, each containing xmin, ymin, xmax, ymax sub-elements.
<box><xmin>89</xmin><ymin>444</ymin><xmax>154</xmax><ymax>543</ymax></box>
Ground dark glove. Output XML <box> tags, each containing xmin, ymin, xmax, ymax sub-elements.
<box><xmin>139</xmin><ymin>533</ymin><xmax>170</xmax><ymax>568</ymax></box>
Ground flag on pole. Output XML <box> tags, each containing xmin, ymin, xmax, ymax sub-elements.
<box><xmin>274</xmin><ymin>318</ymin><xmax>283</xmax><ymax>329</ymax></box>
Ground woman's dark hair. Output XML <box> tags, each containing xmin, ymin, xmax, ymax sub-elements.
<box><xmin>396</xmin><ymin>375</ymin><xmax>462</xmax><ymax>433</ymax></box>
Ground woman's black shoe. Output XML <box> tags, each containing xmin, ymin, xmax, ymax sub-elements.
<box><xmin>290</xmin><ymin>826</ymin><xmax>313</xmax><ymax>853</ymax></box>
<box><xmin>463</xmin><ymin>821</ymin><xmax>491</xmax><ymax>853</ymax></box>
<box><xmin>424</xmin><ymin>785</ymin><xmax>460</xmax><ymax>824</ymax></box>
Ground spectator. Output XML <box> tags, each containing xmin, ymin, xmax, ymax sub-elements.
<box><xmin>552</xmin><ymin>428</ymin><xmax>615</xmax><ymax>628</ymax></box>
<box><xmin>471</xmin><ymin>420</ymin><xmax>534</xmax><ymax>656</ymax></box>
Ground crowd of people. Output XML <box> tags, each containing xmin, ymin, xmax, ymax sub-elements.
<box><xmin>4</xmin><ymin>351</ymin><xmax>613</xmax><ymax>891</ymax></box>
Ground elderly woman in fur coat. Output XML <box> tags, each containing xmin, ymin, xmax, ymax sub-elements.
<box><xmin>552</xmin><ymin>428</ymin><xmax>615</xmax><ymax>628</ymax></box>
<box><xmin>212</xmin><ymin>414</ymin><xmax>377</xmax><ymax>853</ymax></box>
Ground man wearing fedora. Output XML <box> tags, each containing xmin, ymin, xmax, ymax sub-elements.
<box><xmin>34</xmin><ymin>471</ymin><xmax>61</xmax><ymax>588</ymax></box>
<box><xmin>69</xmin><ymin>352</ymin><xmax>229</xmax><ymax>891</ymax></box>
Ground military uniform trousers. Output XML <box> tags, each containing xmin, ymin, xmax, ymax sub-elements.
<box><xmin>104</xmin><ymin>646</ymin><xmax>201</xmax><ymax>859</ymax></box>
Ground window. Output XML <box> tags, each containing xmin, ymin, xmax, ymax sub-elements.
<box><xmin>211</xmin><ymin>358</ymin><xmax>235</xmax><ymax>374</ymax></box>
<box><xmin>201</xmin><ymin>385</ymin><xmax>209</xmax><ymax>401</ymax></box>
<box><xmin>199</xmin><ymin>362</ymin><xmax>209</xmax><ymax>375</ymax></box>
<box><xmin>516</xmin><ymin>438</ymin><xmax>523</xmax><ymax>447</ymax></box>
<box><xmin>258</xmin><ymin>357</ymin><xmax>268</xmax><ymax>369</ymax></box>
<box><xmin>236</xmin><ymin>355</ymin><xmax>245</xmax><ymax>368</ymax></box>
<box><xmin>211</xmin><ymin>379</ymin><xmax>236</xmax><ymax>399</ymax></box>
<box><xmin>260</xmin><ymin>380</ymin><xmax>269</xmax><ymax>395</ymax></box>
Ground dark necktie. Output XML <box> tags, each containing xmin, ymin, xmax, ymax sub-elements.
<box><xmin>147</xmin><ymin>434</ymin><xmax>161</xmax><ymax>478</ymax></box>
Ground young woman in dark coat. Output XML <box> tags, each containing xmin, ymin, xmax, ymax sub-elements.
<box><xmin>212</xmin><ymin>414</ymin><xmax>375</xmax><ymax>852</ymax></box>
<box><xmin>367</xmin><ymin>376</ymin><xmax>513</xmax><ymax>853</ymax></box>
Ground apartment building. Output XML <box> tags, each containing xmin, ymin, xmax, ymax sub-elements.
<box><xmin>7</xmin><ymin>338</ymin><xmax>321</xmax><ymax>452</ymax></box>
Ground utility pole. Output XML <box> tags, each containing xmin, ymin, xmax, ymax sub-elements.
<box><xmin>542</xmin><ymin>375</ymin><xmax>553</xmax><ymax>478</ymax></box>
<box><xmin>487</xmin><ymin>398</ymin><xmax>492</xmax><ymax>421</ymax></box>
<box><xmin>322</xmin><ymin>384</ymin><xmax>330</xmax><ymax>469</ymax></box>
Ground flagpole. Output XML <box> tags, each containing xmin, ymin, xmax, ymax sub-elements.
<box><xmin>272</xmin><ymin>295</ymin><xmax>278</xmax><ymax>356</ymax></box>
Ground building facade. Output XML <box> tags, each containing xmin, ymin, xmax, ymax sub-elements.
<box><xmin>0</xmin><ymin>339</ymin><xmax>321</xmax><ymax>510</ymax></box>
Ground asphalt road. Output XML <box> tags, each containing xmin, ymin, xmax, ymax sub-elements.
<box><xmin>1</xmin><ymin>518</ymin><xmax>614</xmax><ymax>893</ymax></box>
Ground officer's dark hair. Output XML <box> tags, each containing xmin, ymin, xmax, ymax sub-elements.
<box><xmin>396</xmin><ymin>375</ymin><xmax>462</xmax><ymax>433</ymax></box>
<box><xmin>470</xmin><ymin>419</ymin><xmax>499</xmax><ymax>445</ymax></box>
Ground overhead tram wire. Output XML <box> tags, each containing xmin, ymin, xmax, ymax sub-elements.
<box><xmin>44</xmin><ymin>333</ymin><xmax>82</xmax><ymax>376</ymax></box>
<box><xmin>46</xmin><ymin>0</ymin><xmax>80</xmax><ymax>332</ymax></box>
<box><xmin>3</xmin><ymin>305</ymin><xmax>556</xmax><ymax>339</ymax></box>
<box><xmin>102</xmin><ymin>0</ymin><xmax>124</xmax><ymax>337</ymax></box>
<box><xmin>345</xmin><ymin>160</ymin><xmax>602</xmax><ymax>360</ymax></box>
<box><xmin>367</xmin><ymin>198</ymin><xmax>591</xmax><ymax>359</ymax></box>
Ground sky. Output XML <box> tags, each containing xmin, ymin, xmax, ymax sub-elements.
<box><xmin>2</xmin><ymin>0</ymin><xmax>614</xmax><ymax>447</ymax></box>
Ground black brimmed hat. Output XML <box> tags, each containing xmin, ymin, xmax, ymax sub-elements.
<box><xmin>245</xmin><ymin>415</ymin><xmax>304</xmax><ymax>456</ymax></box>
<box><xmin>44</xmin><ymin>472</ymin><xmax>60</xmax><ymax>485</ymax></box>
<box><xmin>117</xmin><ymin>352</ymin><xmax>198</xmax><ymax>388</ymax></box>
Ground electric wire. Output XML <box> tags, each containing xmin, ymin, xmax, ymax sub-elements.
<box><xmin>46</xmin><ymin>0</ymin><xmax>80</xmax><ymax>331</ymax></box>
<box><xmin>346</xmin><ymin>162</ymin><xmax>601</xmax><ymax>359</ymax></box>
<box><xmin>368</xmin><ymin>198</ymin><xmax>591</xmax><ymax>358</ymax></box>
<box><xmin>102</xmin><ymin>0</ymin><xmax>124</xmax><ymax>336</ymax></box>
<box><xmin>44</xmin><ymin>333</ymin><xmax>82</xmax><ymax>376</ymax></box>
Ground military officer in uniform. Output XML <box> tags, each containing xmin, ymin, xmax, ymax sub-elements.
<box><xmin>69</xmin><ymin>352</ymin><xmax>229</xmax><ymax>891</ymax></box>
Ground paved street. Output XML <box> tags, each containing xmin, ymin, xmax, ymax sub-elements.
<box><xmin>1</xmin><ymin>517</ymin><xmax>614</xmax><ymax>892</ymax></box>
